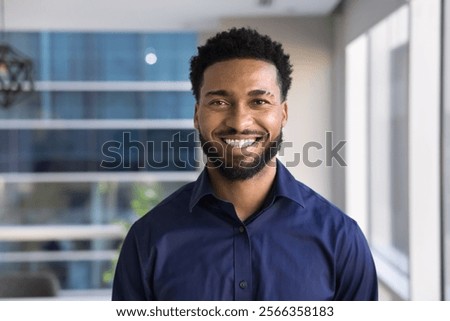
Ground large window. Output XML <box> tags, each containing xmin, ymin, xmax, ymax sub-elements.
<box><xmin>0</xmin><ymin>180</ymin><xmax>187</xmax><ymax>290</ymax></box>
<box><xmin>346</xmin><ymin>6</ymin><xmax>410</xmax><ymax>299</ymax></box>
<box><xmin>346</xmin><ymin>0</ymin><xmax>443</xmax><ymax>300</ymax></box>
<box><xmin>0</xmin><ymin>129</ymin><xmax>197</xmax><ymax>172</ymax></box>
<box><xmin>0</xmin><ymin>91</ymin><xmax>194</xmax><ymax>120</ymax></box>
<box><xmin>368</xmin><ymin>6</ymin><xmax>410</xmax><ymax>293</ymax></box>
<box><xmin>0</xmin><ymin>32</ymin><xmax>199</xmax><ymax>296</ymax></box>
<box><xmin>1</xmin><ymin>32</ymin><xmax>194</xmax><ymax>82</ymax></box>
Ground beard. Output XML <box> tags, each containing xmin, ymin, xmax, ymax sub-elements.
<box><xmin>199</xmin><ymin>130</ymin><xmax>283</xmax><ymax>181</ymax></box>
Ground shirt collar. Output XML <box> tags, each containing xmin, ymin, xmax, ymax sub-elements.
<box><xmin>189</xmin><ymin>168</ymin><xmax>215</xmax><ymax>212</ymax></box>
<box><xmin>272</xmin><ymin>159</ymin><xmax>305</xmax><ymax>208</ymax></box>
<box><xmin>189</xmin><ymin>159</ymin><xmax>305</xmax><ymax>212</ymax></box>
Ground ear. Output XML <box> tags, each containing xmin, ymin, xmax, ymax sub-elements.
<box><xmin>281</xmin><ymin>101</ymin><xmax>288</xmax><ymax>127</ymax></box>
<box><xmin>193</xmin><ymin>103</ymin><xmax>199</xmax><ymax>130</ymax></box>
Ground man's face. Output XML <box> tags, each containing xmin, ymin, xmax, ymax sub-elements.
<box><xmin>194</xmin><ymin>58</ymin><xmax>288</xmax><ymax>180</ymax></box>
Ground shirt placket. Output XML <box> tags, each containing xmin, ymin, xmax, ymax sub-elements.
<box><xmin>233</xmin><ymin>224</ymin><xmax>252</xmax><ymax>300</ymax></box>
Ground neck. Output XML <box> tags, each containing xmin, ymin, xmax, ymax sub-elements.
<box><xmin>207</xmin><ymin>160</ymin><xmax>277</xmax><ymax>222</ymax></box>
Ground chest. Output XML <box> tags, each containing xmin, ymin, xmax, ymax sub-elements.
<box><xmin>149</xmin><ymin>224</ymin><xmax>335</xmax><ymax>300</ymax></box>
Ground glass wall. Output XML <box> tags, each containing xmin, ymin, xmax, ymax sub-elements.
<box><xmin>0</xmin><ymin>32</ymin><xmax>199</xmax><ymax>295</ymax></box>
<box><xmin>2</xmin><ymin>32</ymin><xmax>194</xmax><ymax>82</ymax></box>
<box><xmin>346</xmin><ymin>5</ymin><xmax>411</xmax><ymax>299</ymax></box>
<box><xmin>0</xmin><ymin>129</ymin><xmax>197</xmax><ymax>172</ymax></box>
<box><xmin>0</xmin><ymin>180</ymin><xmax>186</xmax><ymax>290</ymax></box>
<box><xmin>346</xmin><ymin>1</ymin><xmax>446</xmax><ymax>300</ymax></box>
<box><xmin>0</xmin><ymin>91</ymin><xmax>195</xmax><ymax>120</ymax></box>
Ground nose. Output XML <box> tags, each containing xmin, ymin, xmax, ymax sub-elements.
<box><xmin>224</xmin><ymin>104</ymin><xmax>254</xmax><ymax>132</ymax></box>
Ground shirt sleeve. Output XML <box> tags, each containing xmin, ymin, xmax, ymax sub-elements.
<box><xmin>334</xmin><ymin>220</ymin><xmax>378</xmax><ymax>300</ymax></box>
<box><xmin>112</xmin><ymin>224</ymin><xmax>154</xmax><ymax>300</ymax></box>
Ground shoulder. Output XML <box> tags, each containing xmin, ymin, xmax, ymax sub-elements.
<box><xmin>286</xmin><ymin>178</ymin><xmax>370</xmax><ymax>254</ymax></box>
<box><xmin>276</xmin><ymin>162</ymin><xmax>355</xmax><ymax>227</ymax></box>
<box><xmin>275</xmin><ymin>162</ymin><xmax>361</xmax><ymax>239</ymax></box>
<box><xmin>295</xmin><ymin>179</ymin><xmax>357</xmax><ymax>228</ymax></box>
<box><xmin>291</xmin><ymin>180</ymin><xmax>374</xmax><ymax>268</ymax></box>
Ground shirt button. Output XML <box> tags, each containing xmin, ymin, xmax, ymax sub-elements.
<box><xmin>239</xmin><ymin>280</ymin><xmax>247</xmax><ymax>289</ymax></box>
<box><xmin>239</xmin><ymin>226</ymin><xmax>245</xmax><ymax>233</ymax></box>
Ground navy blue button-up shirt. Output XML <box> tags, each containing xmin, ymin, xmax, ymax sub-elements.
<box><xmin>112</xmin><ymin>161</ymin><xmax>378</xmax><ymax>300</ymax></box>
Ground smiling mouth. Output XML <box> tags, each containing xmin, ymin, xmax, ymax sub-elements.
<box><xmin>222</xmin><ymin>135</ymin><xmax>267</xmax><ymax>148</ymax></box>
<box><xmin>223</xmin><ymin>138</ymin><xmax>256</xmax><ymax>148</ymax></box>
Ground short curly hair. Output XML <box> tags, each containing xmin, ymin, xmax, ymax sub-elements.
<box><xmin>189</xmin><ymin>27</ymin><xmax>293</xmax><ymax>102</ymax></box>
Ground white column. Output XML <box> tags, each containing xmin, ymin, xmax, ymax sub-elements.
<box><xmin>345</xmin><ymin>35</ymin><xmax>369</xmax><ymax>235</ymax></box>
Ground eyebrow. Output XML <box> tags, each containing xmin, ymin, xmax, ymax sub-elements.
<box><xmin>204</xmin><ymin>90</ymin><xmax>230</xmax><ymax>97</ymax></box>
<box><xmin>248</xmin><ymin>89</ymin><xmax>275</xmax><ymax>97</ymax></box>
<box><xmin>204</xmin><ymin>89</ymin><xmax>275</xmax><ymax>97</ymax></box>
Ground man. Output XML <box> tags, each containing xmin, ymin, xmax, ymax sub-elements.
<box><xmin>112</xmin><ymin>27</ymin><xmax>378</xmax><ymax>300</ymax></box>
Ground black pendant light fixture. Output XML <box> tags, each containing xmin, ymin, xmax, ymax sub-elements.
<box><xmin>0</xmin><ymin>0</ymin><xmax>34</xmax><ymax>108</ymax></box>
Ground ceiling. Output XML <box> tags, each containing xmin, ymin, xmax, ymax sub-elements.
<box><xmin>5</xmin><ymin>0</ymin><xmax>342</xmax><ymax>32</ymax></box>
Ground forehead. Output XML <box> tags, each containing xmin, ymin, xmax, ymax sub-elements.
<box><xmin>201</xmin><ymin>58</ymin><xmax>280</xmax><ymax>94</ymax></box>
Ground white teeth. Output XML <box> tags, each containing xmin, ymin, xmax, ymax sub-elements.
<box><xmin>224</xmin><ymin>139</ymin><xmax>256</xmax><ymax>148</ymax></box>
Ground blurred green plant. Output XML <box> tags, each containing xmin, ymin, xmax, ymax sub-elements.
<box><xmin>130</xmin><ymin>184</ymin><xmax>162</xmax><ymax>217</ymax></box>
<box><xmin>102</xmin><ymin>183</ymin><xmax>162</xmax><ymax>285</ymax></box>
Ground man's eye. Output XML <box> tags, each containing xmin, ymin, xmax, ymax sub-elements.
<box><xmin>252</xmin><ymin>99</ymin><xmax>269</xmax><ymax>106</ymax></box>
<box><xmin>209</xmin><ymin>100</ymin><xmax>228</xmax><ymax>106</ymax></box>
